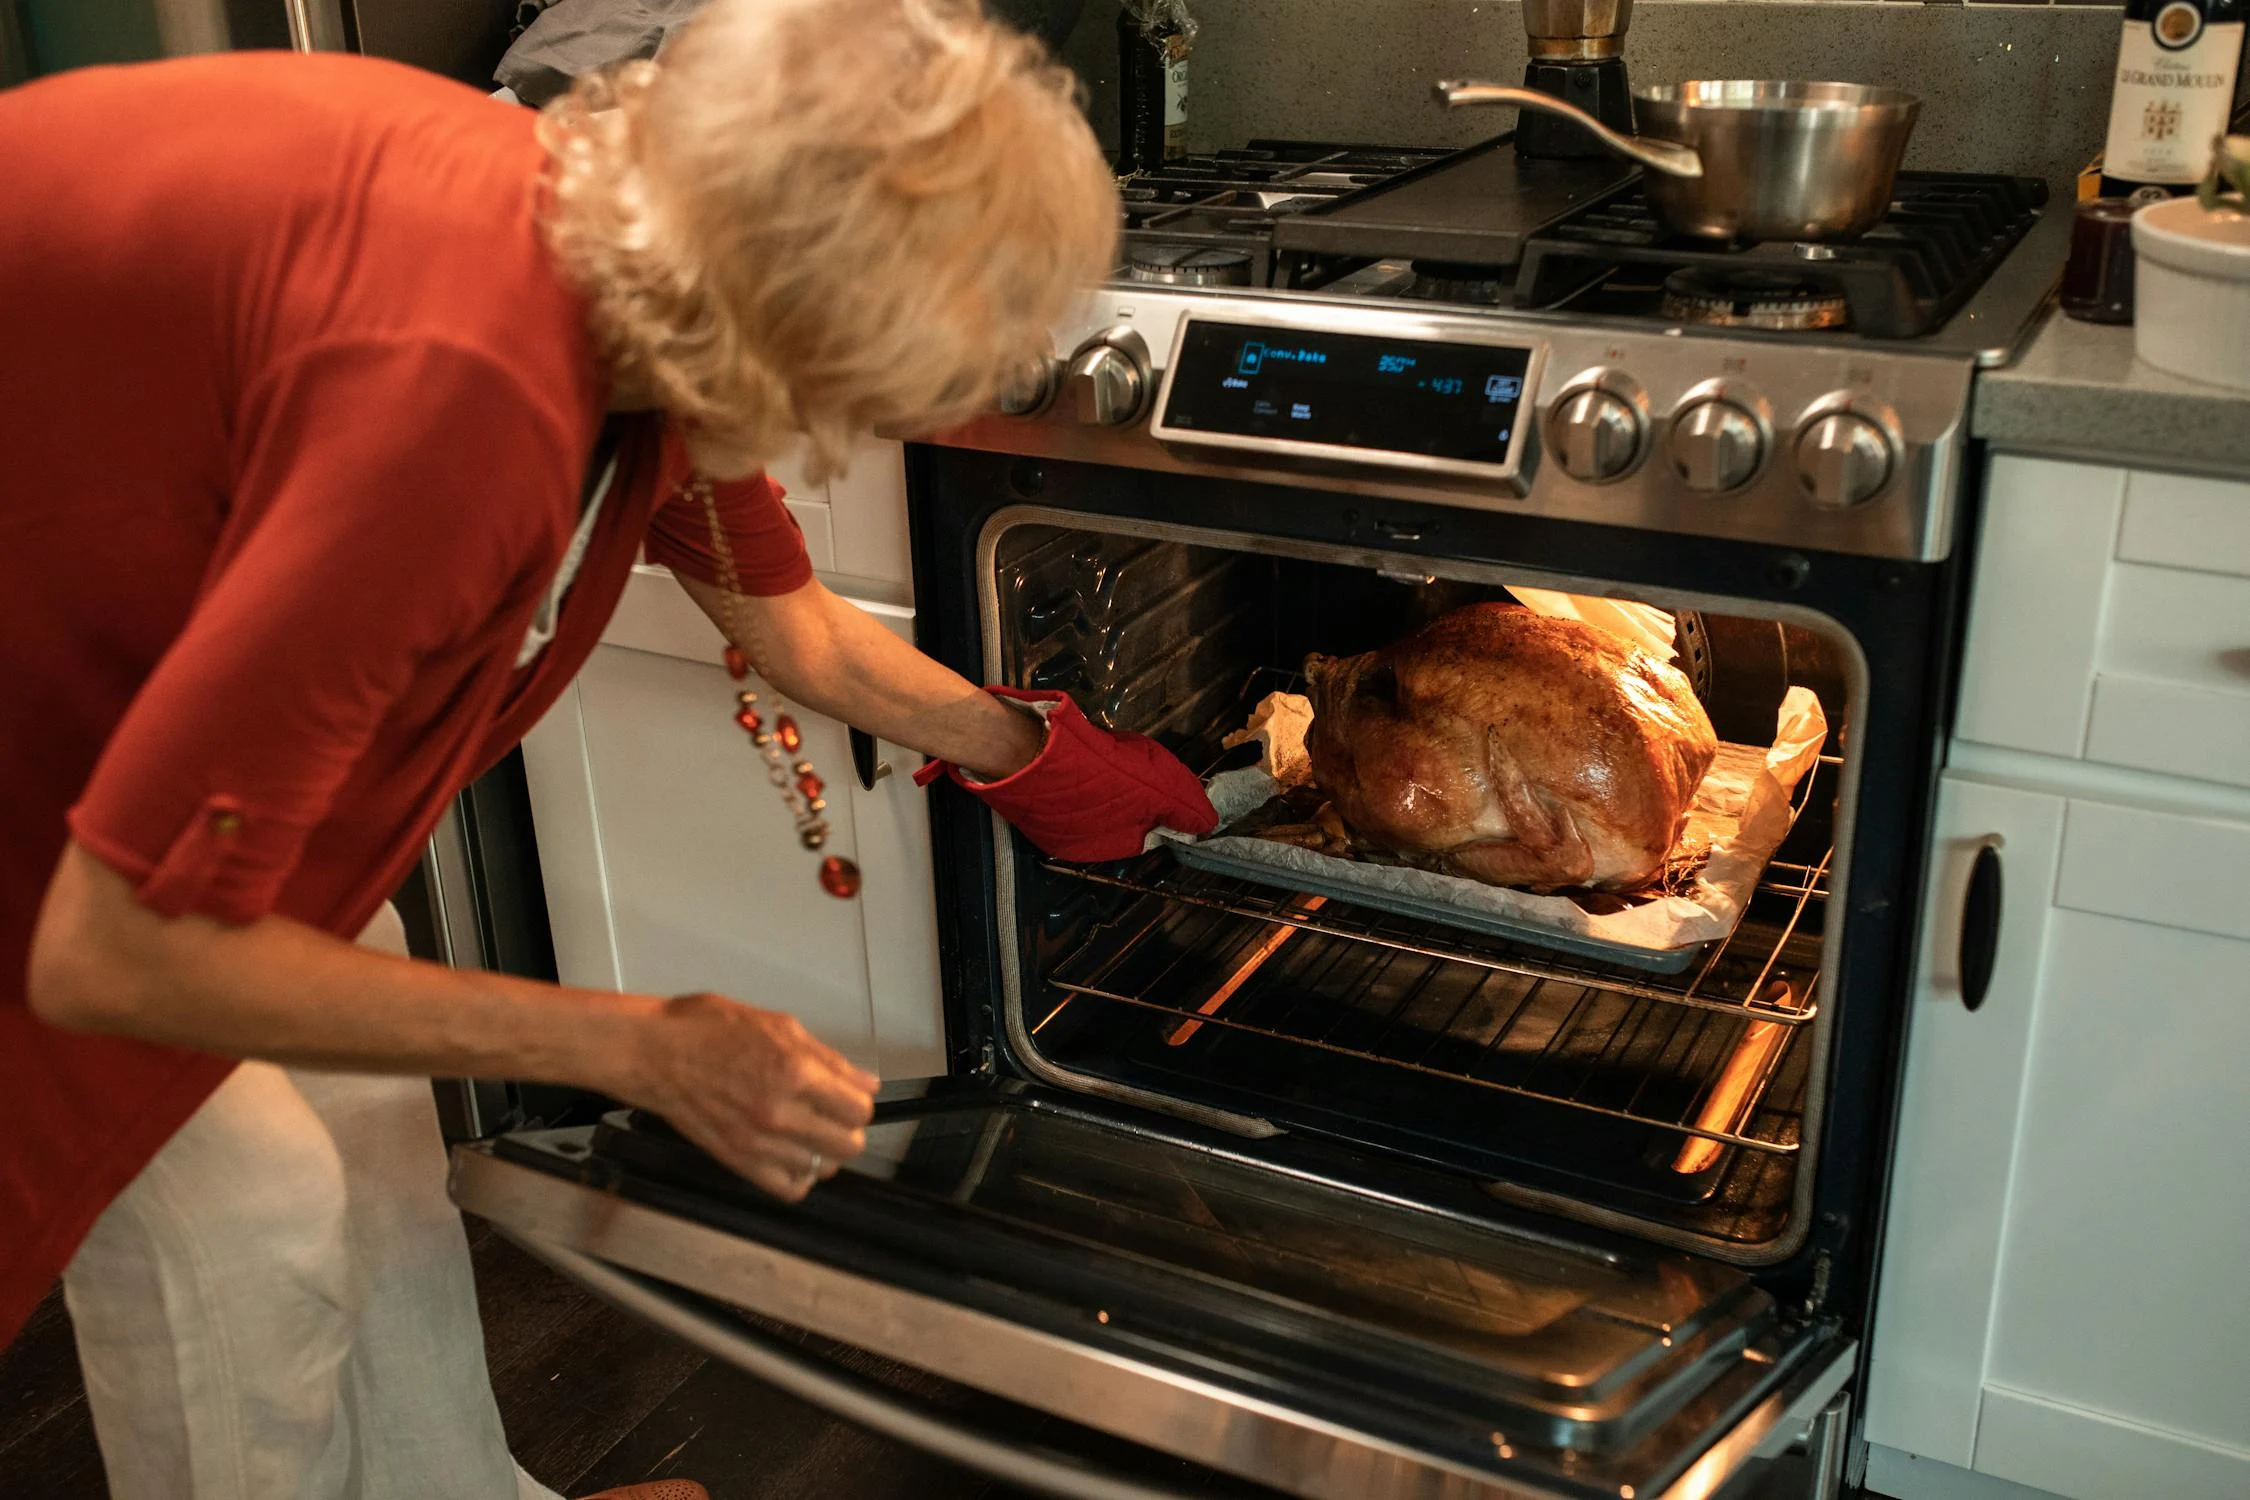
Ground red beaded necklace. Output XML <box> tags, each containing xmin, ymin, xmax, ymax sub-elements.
<box><xmin>691</xmin><ymin>474</ymin><xmax>862</xmax><ymax>900</ymax></box>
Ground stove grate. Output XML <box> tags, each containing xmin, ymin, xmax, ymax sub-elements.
<box><xmin>1514</xmin><ymin>171</ymin><xmax>2049</xmax><ymax>338</ymax></box>
<box><xmin>1118</xmin><ymin>142</ymin><xmax>1455</xmax><ymax>289</ymax></box>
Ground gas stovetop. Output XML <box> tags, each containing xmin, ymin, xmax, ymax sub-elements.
<box><xmin>945</xmin><ymin>135</ymin><xmax>2069</xmax><ymax>567</ymax></box>
<box><xmin>1118</xmin><ymin>136</ymin><xmax>2062</xmax><ymax>355</ymax></box>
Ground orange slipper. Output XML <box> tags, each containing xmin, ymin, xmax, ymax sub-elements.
<box><xmin>575</xmin><ymin>1483</ymin><xmax>709</xmax><ymax>1500</ymax></box>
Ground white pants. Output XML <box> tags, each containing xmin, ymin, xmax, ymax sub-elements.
<box><xmin>61</xmin><ymin>906</ymin><xmax>565</xmax><ymax>1500</ymax></box>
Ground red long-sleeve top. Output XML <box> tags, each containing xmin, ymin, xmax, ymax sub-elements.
<box><xmin>0</xmin><ymin>53</ymin><xmax>814</xmax><ymax>1346</ymax></box>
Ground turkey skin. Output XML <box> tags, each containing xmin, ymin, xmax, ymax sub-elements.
<box><xmin>1303</xmin><ymin>605</ymin><xmax>1717</xmax><ymax>893</ymax></box>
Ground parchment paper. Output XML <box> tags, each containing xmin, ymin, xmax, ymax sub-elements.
<box><xmin>1152</xmin><ymin>687</ymin><xmax>1829</xmax><ymax>960</ymax></box>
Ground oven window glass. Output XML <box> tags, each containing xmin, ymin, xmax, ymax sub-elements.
<box><xmin>842</xmin><ymin>1098</ymin><xmax>1773</xmax><ymax>1446</ymax></box>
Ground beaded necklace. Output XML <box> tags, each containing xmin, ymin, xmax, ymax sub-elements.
<box><xmin>690</xmin><ymin>474</ymin><xmax>862</xmax><ymax>900</ymax></box>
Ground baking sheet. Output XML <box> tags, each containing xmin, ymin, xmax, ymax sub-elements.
<box><xmin>1152</xmin><ymin>687</ymin><xmax>1829</xmax><ymax>972</ymax></box>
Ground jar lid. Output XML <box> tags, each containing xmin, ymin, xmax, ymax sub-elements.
<box><xmin>2131</xmin><ymin>195</ymin><xmax>2250</xmax><ymax>280</ymax></box>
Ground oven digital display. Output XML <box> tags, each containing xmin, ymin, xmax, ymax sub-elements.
<box><xmin>1157</xmin><ymin>320</ymin><xmax>1537</xmax><ymax>469</ymax></box>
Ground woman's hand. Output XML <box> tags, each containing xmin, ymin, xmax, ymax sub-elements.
<box><xmin>621</xmin><ymin>993</ymin><xmax>879</xmax><ymax>1201</ymax></box>
<box><xmin>918</xmin><ymin>689</ymin><xmax>1218</xmax><ymax>861</ymax></box>
<box><xmin>672</xmin><ymin>576</ymin><xmax>1217</xmax><ymax>860</ymax></box>
<box><xmin>32</xmin><ymin>843</ymin><xmax>879</xmax><ymax>1205</ymax></box>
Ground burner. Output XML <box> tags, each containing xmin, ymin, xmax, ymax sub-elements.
<box><xmin>1659</xmin><ymin>268</ymin><xmax>1849</xmax><ymax>331</ymax></box>
<box><xmin>1126</xmin><ymin>244</ymin><xmax>1255</xmax><ymax>287</ymax></box>
<box><xmin>1402</xmin><ymin>261</ymin><xmax>1507</xmax><ymax>306</ymax></box>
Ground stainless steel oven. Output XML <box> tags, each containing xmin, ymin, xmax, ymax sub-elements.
<box><xmin>453</xmin><ymin>140</ymin><xmax>2059</xmax><ymax>1500</ymax></box>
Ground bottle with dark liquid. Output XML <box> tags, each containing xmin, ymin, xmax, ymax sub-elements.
<box><xmin>2098</xmin><ymin>0</ymin><xmax>2247</xmax><ymax>201</ymax></box>
<box><xmin>1117</xmin><ymin>0</ymin><xmax>1194</xmax><ymax>175</ymax></box>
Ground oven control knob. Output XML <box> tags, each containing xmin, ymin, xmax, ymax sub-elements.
<box><xmin>1549</xmin><ymin>388</ymin><xmax>1643</xmax><ymax>484</ymax></box>
<box><xmin>996</xmin><ymin>354</ymin><xmax>1057</xmax><ymax>417</ymax></box>
<box><xmin>1668</xmin><ymin>399</ymin><xmax>1764</xmax><ymax>493</ymax></box>
<box><xmin>1063</xmin><ymin>329</ymin><xmax>1151</xmax><ymax>426</ymax></box>
<box><xmin>1794</xmin><ymin>411</ymin><xmax>1894</xmax><ymax>508</ymax></box>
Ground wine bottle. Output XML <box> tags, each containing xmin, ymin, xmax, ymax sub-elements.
<box><xmin>1116</xmin><ymin>0</ymin><xmax>1195</xmax><ymax>174</ymax></box>
<box><xmin>2098</xmin><ymin>0</ymin><xmax>2247</xmax><ymax>201</ymax></box>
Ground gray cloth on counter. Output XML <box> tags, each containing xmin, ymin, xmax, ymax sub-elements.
<box><xmin>493</xmin><ymin>0</ymin><xmax>704</xmax><ymax>108</ymax></box>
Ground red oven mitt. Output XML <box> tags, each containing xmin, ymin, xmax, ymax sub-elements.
<box><xmin>914</xmin><ymin>688</ymin><xmax>1219</xmax><ymax>861</ymax></box>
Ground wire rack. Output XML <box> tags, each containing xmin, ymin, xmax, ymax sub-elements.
<box><xmin>1036</xmin><ymin>847</ymin><xmax>1829</xmax><ymax>1158</ymax></box>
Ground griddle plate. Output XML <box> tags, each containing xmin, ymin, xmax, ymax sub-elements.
<box><xmin>1271</xmin><ymin>136</ymin><xmax>1639</xmax><ymax>268</ymax></box>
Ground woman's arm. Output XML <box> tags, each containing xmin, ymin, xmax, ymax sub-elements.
<box><xmin>27</xmin><ymin>843</ymin><xmax>875</xmax><ymax>1200</ymax></box>
<box><xmin>675</xmin><ymin>573</ymin><xmax>1043</xmax><ymax>778</ymax></box>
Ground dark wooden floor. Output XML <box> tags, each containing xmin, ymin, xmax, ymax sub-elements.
<box><xmin>0</xmin><ymin>1217</ymin><xmax>1033</xmax><ymax>1499</ymax></box>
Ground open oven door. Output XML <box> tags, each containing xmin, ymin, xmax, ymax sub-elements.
<box><xmin>452</xmin><ymin>1079</ymin><xmax>1853</xmax><ymax>1500</ymax></box>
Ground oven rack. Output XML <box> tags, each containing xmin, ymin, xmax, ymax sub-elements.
<box><xmin>1043</xmin><ymin>851</ymin><xmax>1829</xmax><ymax>1026</ymax></box>
<box><xmin>1035</xmin><ymin>849</ymin><xmax>1828</xmax><ymax>1157</ymax></box>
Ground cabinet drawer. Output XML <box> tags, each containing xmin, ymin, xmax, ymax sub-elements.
<box><xmin>2056</xmin><ymin>798</ymin><xmax>2250</xmax><ymax>944</ymax></box>
<box><xmin>1960</xmin><ymin>458</ymin><xmax>2250</xmax><ymax>788</ymax></box>
<box><xmin>2117</xmin><ymin>469</ymin><xmax>2250</xmax><ymax>580</ymax></box>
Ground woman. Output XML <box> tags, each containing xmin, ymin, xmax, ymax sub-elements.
<box><xmin>0</xmin><ymin>2</ymin><xmax>1215</xmax><ymax>1496</ymax></box>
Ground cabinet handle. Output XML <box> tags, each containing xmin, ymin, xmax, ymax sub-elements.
<box><xmin>849</xmin><ymin>727</ymin><xmax>891</xmax><ymax>791</ymax></box>
<box><xmin>1959</xmin><ymin>838</ymin><xmax>2004</xmax><ymax>1013</ymax></box>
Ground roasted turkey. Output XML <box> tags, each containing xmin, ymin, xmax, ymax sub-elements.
<box><xmin>1303</xmin><ymin>604</ymin><xmax>1717</xmax><ymax>893</ymax></box>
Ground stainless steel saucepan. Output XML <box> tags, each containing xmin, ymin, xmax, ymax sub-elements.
<box><xmin>1436</xmin><ymin>78</ymin><xmax>1921</xmax><ymax>242</ymax></box>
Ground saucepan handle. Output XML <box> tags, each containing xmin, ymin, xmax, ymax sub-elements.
<box><xmin>1433</xmin><ymin>79</ymin><xmax>1704</xmax><ymax>179</ymax></box>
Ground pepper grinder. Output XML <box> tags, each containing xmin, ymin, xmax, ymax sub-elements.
<box><xmin>1517</xmin><ymin>0</ymin><xmax>1636</xmax><ymax>160</ymax></box>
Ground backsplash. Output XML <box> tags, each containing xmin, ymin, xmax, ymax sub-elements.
<box><xmin>1061</xmin><ymin>0</ymin><xmax>2132</xmax><ymax>191</ymax></box>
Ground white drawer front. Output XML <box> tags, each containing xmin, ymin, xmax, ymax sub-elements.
<box><xmin>1962</xmin><ymin>458</ymin><xmax>2250</xmax><ymax>788</ymax></box>
<box><xmin>2097</xmin><ymin>562</ymin><xmax>2250</xmax><ymax>695</ymax></box>
<box><xmin>1956</xmin><ymin>457</ymin><xmax>2122</xmax><ymax>760</ymax></box>
<box><xmin>2084</xmin><ymin>675</ymin><xmax>2250</xmax><ymax>789</ymax></box>
<box><xmin>2056</xmin><ymin>798</ymin><xmax>2250</xmax><ymax>943</ymax></box>
<box><xmin>828</xmin><ymin>435</ymin><xmax>913</xmax><ymax>591</ymax></box>
<box><xmin>2118</xmin><ymin>469</ymin><xmax>2250</xmax><ymax>580</ymax></box>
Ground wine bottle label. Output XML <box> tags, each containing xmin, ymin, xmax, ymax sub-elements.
<box><xmin>1163</xmin><ymin>56</ymin><xmax>1188</xmax><ymax>156</ymax></box>
<box><xmin>2103</xmin><ymin>8</ymin><xmax>2245</xmax><ymax>185</ymax></box>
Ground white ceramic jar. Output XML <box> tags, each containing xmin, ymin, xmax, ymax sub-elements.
<box><xmin>2132</xmin><ymin>193</ymin><xmax>2250</xmax><ymax>392</ymax></box>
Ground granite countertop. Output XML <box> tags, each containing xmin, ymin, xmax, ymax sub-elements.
<box><xmin>1974</xmin><ymin>311</ymin><xmax>2250</xmax><ymax>479</ymax></box>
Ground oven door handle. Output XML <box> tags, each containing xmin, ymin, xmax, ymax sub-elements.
<box><xmin>519</xmin><ymin>1239</ymin><xmax>1207</xmax><ymax>1500</ymax></box>
<box><xmin>1958</xmin><ymin>837</ymin><xmax>2004</xmax><ymax>1012</ymax></box>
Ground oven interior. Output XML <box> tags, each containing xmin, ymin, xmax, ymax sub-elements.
<box><xmin>988</xmin><ymin>520</ymin><xmax>1855</xmax><ymax>1260</ymax></box>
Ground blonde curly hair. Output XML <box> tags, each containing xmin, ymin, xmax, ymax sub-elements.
<box><xmin>539</xmin><ymin>0</ymin><xmax>1118</xmax><ymax>480</ymax></box>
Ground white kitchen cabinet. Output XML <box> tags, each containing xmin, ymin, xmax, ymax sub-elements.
<box><xmin>1954</xmin><ymin>459</ymin><xmax>2250</xmax><ymax>790</ymax></box>
<box><xmin>1865</xmin><ymin>453</ymin><xmax>2250</xmax><ymax>1500</ymax></box>
<box><xmin>521</xmin><ymin>563</ymin><xmax>944</xmax><ymax>1081</ymax></box>
<box><xmin>826</xmin><ymin>433</ymin><xmax>915</xmax><ymax>597</ymax></box>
